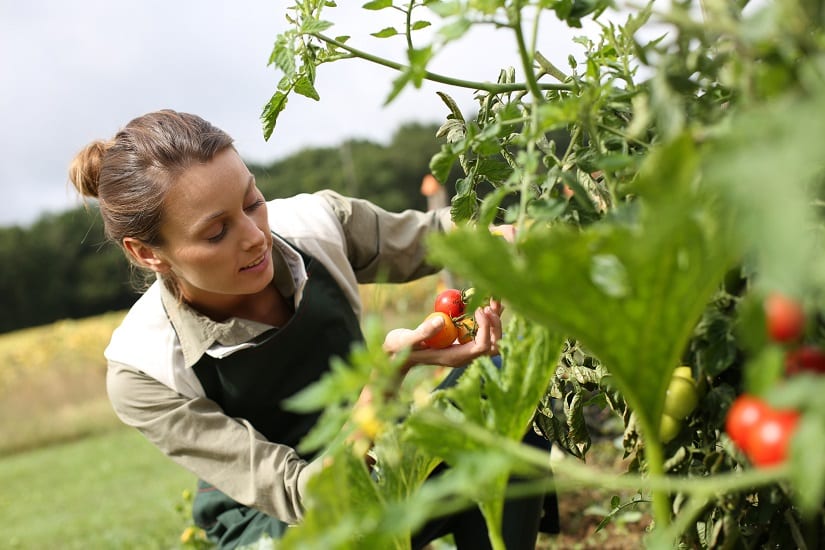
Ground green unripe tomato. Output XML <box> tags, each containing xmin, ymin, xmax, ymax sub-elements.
<box><xmin>660</xmin><ymin>413</ymin><xmax>683</xmax><ymax>443</ymax></box>
<box><xmin>672</xmin><ymin>366</ymin><xmax>693</xmax><ymax>380</ymax></box>
<box><xmin>664</xmin><ymin>370</ymin><xmax>699</xmax><ymax>420</ymax></box>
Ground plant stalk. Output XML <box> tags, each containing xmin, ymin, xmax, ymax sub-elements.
<box><xmin>311</xmin><ymin>33</ymin><xmax>571</xmax><ymax>94</ymax></box>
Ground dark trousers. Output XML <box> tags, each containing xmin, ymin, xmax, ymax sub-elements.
<box><xmin>410</xmin><ymin>363</ymin><xmax>559</xmax><ymax>549</ymax></box>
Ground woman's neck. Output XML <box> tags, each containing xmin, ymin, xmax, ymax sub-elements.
<box><xmin>185</xmin><ymin>284</ymin><xmax>293</xmax><ymax>327</ymax></box>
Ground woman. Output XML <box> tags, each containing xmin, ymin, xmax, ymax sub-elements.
<box><xmin>69</xmin><ymin>109</ymin><xmax>539</xmax><ymax>548</ymax></box>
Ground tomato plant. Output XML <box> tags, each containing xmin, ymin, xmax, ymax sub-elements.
<box><xmin>421</xmin><ymin>311</ymin><xmax>458</xmax><ymax>349</ymax></box>
<box><xmin>267</xmin><ymin>0</ymin><xmax>825</xmax><ymax>548</ymax></box>
<box><xmin>764</xmin><ymin>293</ymin><xmax>805</xmax><ymax>343</ymax></box>
<box><xmin>433</xmin><ymin>288</ymin><xmax>465</xmax><ymax>319</ymax></box>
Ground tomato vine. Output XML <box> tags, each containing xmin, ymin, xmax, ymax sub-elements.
<box><xmin>266</xmin><ymin>1</ymin><xmax>825</xmax><ymax>548</ymax></box>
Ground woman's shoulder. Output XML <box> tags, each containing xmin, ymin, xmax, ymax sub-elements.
<box><xmin>104</xmin><ymin>281</ymin><xmax>183</xmax><ymax>390</ymax></box>
<box><xmin>266</xmin><ymin>191</ymin><xmax>346</xmax><ymax>242</ymax></box>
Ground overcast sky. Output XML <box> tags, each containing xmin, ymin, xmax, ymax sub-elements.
<box><xmin>0</xmin><ymin>1</ymin><xmax>597</xmax><ymax>227</ymax></box>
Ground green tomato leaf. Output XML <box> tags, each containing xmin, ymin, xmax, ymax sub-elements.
<box><xmin>362</xmin><ymin>0</ymin><xmax>392</xmax><ymax>8</ymax></box>
<box><xmin>371</xmin><ymin>26</ymin><xmax>398</xmax><ymax>38</ymax></box>
<box><xmin>299</xmin><ymin>18</ymin><xmax>334</xmax><ymax>34</ymax></box>
<box><xmin>293</xmin><ymin>75</ymin><xmax>321</xmax><ymax>101</ymax></box>
<box><xmin>260</xmin><ymin>90</ymin><xmax>289</xmax><ymax>141</ymax></box>
<box><xmin>789</xmin><ymin>413</ymin><xmax>825</xmax><ymax>518</ymax></box>
<box><xmin>429</xmin><ymin>147</ymin><xmax>457</xmax><ymax>184</ymax></box>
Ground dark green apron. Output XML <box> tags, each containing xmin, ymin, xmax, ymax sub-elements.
<box><xmin>190</xmin><ymin>244</ymin><xmax>363</xmax><ymax>549</ymax></box>
<box><xmin>186</xmin><ymin>242</ymin><xmax>552</xmax><ymax>549</ymax></box>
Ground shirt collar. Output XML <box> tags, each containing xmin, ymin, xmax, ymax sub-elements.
<box><xmin>160</xmin><ymin>233</ymin><xmax>307</xmax><ymax>368</ymax></box>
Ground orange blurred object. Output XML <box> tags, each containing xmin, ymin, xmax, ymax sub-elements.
<box><xmin>420</xmin><ymin>174</ymin><xmax>441</xmax><ymax>197</ymax></box>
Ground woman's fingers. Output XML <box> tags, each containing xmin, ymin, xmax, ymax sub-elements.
<box><xmin>383</xmin><ymin>314</ymin><xmax>445</xmax><ymax>354</ymax></box>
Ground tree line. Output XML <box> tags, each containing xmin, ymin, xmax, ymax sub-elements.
<box><xmin>0</xmin><ymin>122</ymin><xmax>450</xmax><ymax>335</ymax></box>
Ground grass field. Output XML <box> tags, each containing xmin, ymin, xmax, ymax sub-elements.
<box><xmin>0</xmin><ymin>276</ymin><xmax>442</xmax><ymax>549</ymax></box>
<box><xmin>1</xmin><ymin>428</ymin><xmax>196</xmax><ymax>549</ymax></box>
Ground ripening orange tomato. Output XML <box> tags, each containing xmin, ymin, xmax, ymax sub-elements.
<box><xmin>422</xmin><ymin>312</ymin><xmax>459</xmax><ymax>349</ymax></box>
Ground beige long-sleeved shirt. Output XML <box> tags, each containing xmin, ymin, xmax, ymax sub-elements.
<box><xmin>105</xmin><ymin>190</ymin><xmax>452</xmax><ymax>525</ymax></box>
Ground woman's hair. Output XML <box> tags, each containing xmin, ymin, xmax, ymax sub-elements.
<box><xmin>69</xmin><ymin>109</ymin><xmax>235</xmax><ymax>253</ymax></box>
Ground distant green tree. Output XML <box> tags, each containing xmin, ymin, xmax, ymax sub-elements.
<box><xmin>253</xmin><ymin>122</ymin><xmax>446</xmax><ymax>211</ymax></box>
<box><xmin>0</xmin><ymin>207</ymin><xmax>134</xmax><ymax>334</ymax></box>
<box><xmin>0</xmin><ymin>122</ymin><xmax>449</xmax><ymax>333</ymax></box>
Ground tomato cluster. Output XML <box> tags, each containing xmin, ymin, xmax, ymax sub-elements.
<box><xmin>721</xmin><ymin>292</ymin><xmax>820</xmax><ymax>467</ymax></box>
<box><xmin>764</xmin><ymin>292</ymin><xmax>825</xmax><ymax>376</ymax></box>
<box><xmin>659</xmin><ymin>366</ymin><xmax>699</xmax><ymax>443</ymax></box>
<box><xmin>421</xmin><ymin>288</ymin><xmax>476</xmax><ymax>349</ymax></box>
<box><xmin>725</xmin><ymin>394</ymin><xmax>800</xmax><ymax>467</ymax></box>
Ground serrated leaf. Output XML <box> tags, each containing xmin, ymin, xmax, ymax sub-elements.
<box><xmin>300</xmin><ymin>19</ymin><xmax>334</xmax><ymax>34</ymax></box>
<box><xmin>429</xmin><ymin>147</ymin><xmax>457</xmax><ymax>183</ymax></box>
<box><xmin>450</xmin><ymin>190</ymin><xmax>478</xmax><ymax>222</ymax></box>
<box><xmin>261</xmin><ymin>90</ymin><xmax>289</xmax><ymax>141</ymax></box>
<box><xmin>293</xmin><ymin>75</ymin><xmax>321</xmax><ymax>101</ymax></box>
<box><xmin>268</xmin><ymin>35</ymin><xmax>296</xmax><ymax>76</ymax></box>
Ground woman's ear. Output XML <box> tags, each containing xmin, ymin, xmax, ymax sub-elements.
<box><xmin>122</xmin><ymin>237</ymin><xmax>170</xmax><ymax>273</ymax></box>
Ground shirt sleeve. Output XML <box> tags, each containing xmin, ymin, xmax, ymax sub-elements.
<box><xmin>106</xmin><ymin>360</ymin><xmax>323</xmax><ymax>525</ymax></box>
<box><xmin>314</xmin><ymin>189</ymin><xmax>454</xmax><ymax>284</ymax></box>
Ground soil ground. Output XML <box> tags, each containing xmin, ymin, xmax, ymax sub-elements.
<box><xmin>536</xmin><ymin>438</ymin><xmax>652</xmax><ymax>550</ymax></box>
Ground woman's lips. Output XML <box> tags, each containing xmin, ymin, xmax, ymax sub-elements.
<box><xmin>240</xmin><ymin>249</ymin><xmax>270</xmax><ymax>272</ymax></box>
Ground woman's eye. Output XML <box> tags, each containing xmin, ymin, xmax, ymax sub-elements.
<box><xmin>207</xmin><ymin>225</ymin><xmax>227</xmax><ymax>243</ymax></box>
<box><xmin>245</xmin><ymin>199</ymin><xmax>264</xmax><ymax>212</ymax></box>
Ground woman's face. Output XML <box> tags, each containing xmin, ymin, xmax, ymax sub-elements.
<box><xmin>151</xmin><ymin>148</ymin><xmax>274</xmax><ymax>312</ymax></box>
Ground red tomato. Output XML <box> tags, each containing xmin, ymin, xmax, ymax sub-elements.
<box><xmin>422</xmin><ymin>312</ymin><xmax>459</xmax><ymax>349</ymax></box>
<box><xmin>764</xmin><ymin>292</ymin><xmax>805</xmax><ymax>343</ymax></box>
<box><xmin>745</xmin><ymin>409</ymin><xmax>800</xmax><ymax>467</ymax></box>
<box><xmin>725</xmin><ymin>395</ymin><xmax>769</xmax><ymax>452</ymax></box>
<box><xmin>785</xmin><ymin>345</ymin><xmax>825</xmax><ymax>375</ymax></box>
<box><xmin>434</xmin><ymin>289</ymin><xmax>465</xmax><ymax>319</ymax></box>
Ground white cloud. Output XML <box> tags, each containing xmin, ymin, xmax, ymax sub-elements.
<box><xmin>0</xmin><ymin>1</ymin><xmax>594</xmax><ymax>226</ymax></box>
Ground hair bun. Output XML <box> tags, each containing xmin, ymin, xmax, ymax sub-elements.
<box><xmin>68</xmin><ymin>140</ymin><xmax>110</xmax><ymax>199</ymax></box>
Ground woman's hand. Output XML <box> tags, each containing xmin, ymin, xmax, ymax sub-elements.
<box><xmin>383</xmin><ymin>299</ymin><xmax>504</xmax><ymax>371</ymax></box>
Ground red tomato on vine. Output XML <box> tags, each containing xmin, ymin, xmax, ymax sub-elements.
<box><xmin>422</xmin><ymin>312</ymin><xmax>459</xmax><ymax>349</ymax></box>
<box><xmin>745</xmin><ymin>409</ymin><xmax>800</xmax><ymax>467</ymax></box>
<box><xmin>726</xmin><ymin>395</ymin><xmax>769</xmax><ymax>452</ymax></box>
<box><xmin>434</xmin><ymin>288</ymin><xmax>465</xmax><ymax>319</ymax></box>
<box><xmin>764</xmin><ymin>292</ymin><xmax>805</xmax><ymax>343</ymax></box>
<box><xmin>784</xmin><ymin>345</ymin><xmax>825</xmax><ymax>375</ymax></box>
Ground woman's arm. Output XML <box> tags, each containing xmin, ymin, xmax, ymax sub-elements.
<box><xmin>106</xmin><ymin>362</ymin><xmax>322</xmax><ymax>525</ymax></box>
<box><xmin>315</xmin><ymin>189</ymin><xmax>453</xmax><ymax>283</ymax></box>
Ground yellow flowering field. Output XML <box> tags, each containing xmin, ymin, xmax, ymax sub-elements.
<box><xmin>0</xmin><ymin>311</ymin><xmax>126</xmax><ymax>455</ymax></box>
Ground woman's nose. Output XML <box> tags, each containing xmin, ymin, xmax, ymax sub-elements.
<box><xmin>240</xmin><ymin>215</ymin><xmax>266</xmax><ymax>249</ymax></box>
